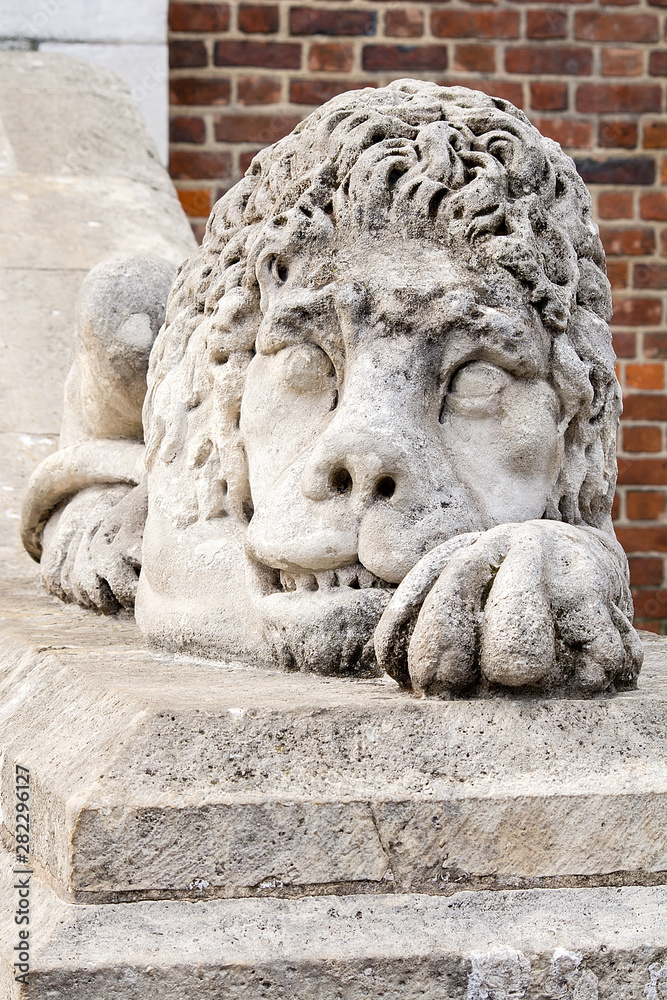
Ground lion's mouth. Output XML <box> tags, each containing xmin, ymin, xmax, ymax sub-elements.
<box><xmin>244</xmin><ymin>553</ymin><xmax>395</xmax><ymax>676</ymax></box>
<box><xmin>278</xmin><ymin>562</ymin><xmax>396</xmax><ymax>594</ymax></box>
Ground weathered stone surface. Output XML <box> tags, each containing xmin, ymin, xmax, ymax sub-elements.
<box><xmin>0</xmin><ymin>0</ymin><xmax>170</xmax><ymax>159</ymax></box>
<box><xmin>21</xmin><ymin>79</ymin><xmax>641</xmax><ymax>698</ymax></box>
<box><xmin>0</xmin><ymin>54</ymin><xmax>168</xmax><ymax>184</ymax></box>
<box><xmin>0</xmin><ymin>270</ymin><xmax>82</xmax><ymax>436</ymax></box>
<box><xmin>0</xmin><ymin>52</ymin><xmax>195</xmax><ymax>574</ymax></box>
<box><xmin>0</xmin><ymin>843</ymin><xmax>665</xmax><ymax>999</ymax></box>
<box><xmin>0</xmin><ymin>177</ymin><xmax>191</xmax><ymax>271</ymax></box>
<box><xmin>0</xmin><ymin>581</ymin><xmax>665</xmax><ymax>899</ymax></box>
<box><xmin>37</xmin><ymin>42</ymin><xmax>170</xmax><ymax>163</ymax></box>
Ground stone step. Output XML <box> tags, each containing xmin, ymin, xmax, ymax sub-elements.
<box><xmin>0</xmin><ymin>845</ymin><xmax>665</xmax><ymax>1000</ymax></box>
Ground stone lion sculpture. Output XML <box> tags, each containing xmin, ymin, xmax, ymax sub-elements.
<box><xmin>21</xmin><ymin>80</ymin><xmax>643</xmax><ymax>698</ymax></box>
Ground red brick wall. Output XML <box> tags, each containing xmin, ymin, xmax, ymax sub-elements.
<box><xmin>168</xmin><ymin>0</ymin><xmax>667</xmax><ymax>632</ymax></box>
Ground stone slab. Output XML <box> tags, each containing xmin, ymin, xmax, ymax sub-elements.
<box><xmin>0</xmin><ymin>177</ymin><xmax>193</xmax><ymax>271</ymax></box>
<box><xmin>0</xmin><ymin>270</ymin><xmax>82</xmax><ymax>436</ymax></box>
<box><xmin>38</xmin><ymin>43</ymin><xmax>169</xmax><ymax>163</ymax></box>
<box><xmin>0</xmin><ymin>54</ymin><xmax>169</xmax><ymax>185</ymax></box>
<box><xmin>0</xmin><ymin>0</ymin><xmax>167</xmax><ymax>46</ymax></box>
<box><xmin>0</xmin><ymin>579</ymin><xmax>665</xmax><ymax>900</ymax></box>
<box><xmin>0</xmin><ymin>842</ymin><xmax>665</xmax><ymax>999</ymax></box>
<box><xmin>0</xmin><ymin>52</ymin><xmax>195</xmax><ymax>570</ymax></box>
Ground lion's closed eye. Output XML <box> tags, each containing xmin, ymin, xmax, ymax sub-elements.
<box><xmin>441</xmin><ymin>361</ymin><xmax>510</xmax><ymax>420</ymax></box>
<box><xmin>280</xmin><ymin>344</ymin><xmax>336</xmax><ymax>394</ymax></box>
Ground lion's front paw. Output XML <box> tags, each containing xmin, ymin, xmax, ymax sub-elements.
<box><xmin>40</xmin><ymin>482</ymin><xmax>147</xmax><ymax>612</ymax></box>
<box><xmin>375</xmin><ymin>521</ymin><xmax>643</xmax><ymax>698</ymax></box>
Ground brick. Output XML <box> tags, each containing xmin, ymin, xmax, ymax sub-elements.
<box><xmin>617</xmin><ymin>525</ymin><xmax>667</xmax><ymax>549</ymax></box>
<box><xmin>576</xmin><ymin>84</ymin><xmax>661</xmax><ymax>113</ymax></box>
<box><xmin>177</xmin><ymin>188</ymin><xmax>212</xmax><ymax>218</ymax></box>
<box><xmin>598</xmin><ymin>121</ymin><xmax>637</xmax><ymax>148</ymax></box>
<box><xmin>627</xmin><ymin>490</ymin><xmax>665</xmax><ymax>522</ymax></box>
<box><xmin>612</xmin><ymin>298</ymin><xmax>662</xmax><ymax>325</ymax></box>
<box><xmin>526</xmin><ymin>10</ymin><xmax>568</xmax><ymax>38</ymax></box>
<box><xmin>533</xmin><ymin>117</ymin><xmax>592</xmax><ymax>148</ymax></box>
<box><xmin>632</xmin><ymin>588</ymin><xmax>667</xmax><ymax>618</ymax></box>
<box><xmin>169</xmin><ymin>3</ymin><xmax>229</xmax><ymax>32</ymax></box>
<box><xmin>598</xmin><ymin>191</ymin><xmax>634</xmax><ymax>218</ymax></box>
<box><xmin>577</xmin><ymin>158</ymin><xmax>655</xmax><ymax>185</ymax></box>
<box><xmin>290</xmin><ymin>78</ymin><xmax>371</xmax><ymax>105</ymax></box>
<box><xmin>648</xmin><ymin>0</ymin><xmax>667</xmax><ymax>6</ymax></box>
<box><xmin>363</xmin><ymin>45</ymin><xmax>448</xmax><ymax>72</ymax></box>
<box><xmin>238</xmin><ymin>4</ymin><xmax>279</xmax><ymax>33</ymax></box>
<box><xmin>645</xmin><ymin>332</ymin><xmax>667</xmax><ymax>356</ymax></box>
<box><xmin>644</xmin><ymin>122</ymin><xmax>667</xmax><ymax>147</ymax></box>
<box><xmin>601</xmin><ymin>48</ymin><xmax>643</xmax><ymax>76</ymax></box>
<box><xmin>641</xmin><ymin>193</ymin><xmax>667</xmax><ymax>221</ymax></box>
<box><xmin>214</xmin><ymin>40</ymin><xmax>301</xmax><ymax>69</ymax></box>
<box><xmin>635</xmin><ymin>264</ymin><xmax>667</xmax><ymax>290</ymax></box>
<box><xmin>530</xmin><ymin>82</ymin><xmax>568</xmax><ymax>111</ymax></box>
<box><xmin>384</xmin><ymin>9</ymin><xmax>423</xmax><ymax>38</ymax></box>
<box><xmin>612</xmin><ymin>492</ymin><xmax>620</xmax><ymax>519</ymax></box>
<box><xmin>309</xmin><ymin>42</ymin><xmax>353</xmax><ymax>72</ymax></box>
<box><xmin>506</xmin><ymin>47</ymin><xmax>592</xmax><ymax>76</ymax></box>
<box><xmin>649</xmin><ymin>51</ymin><xmax>667</xmax><ymax>76</ymax></box>
<box><xmin>607</xmin><ymin>260</ymin><xmax>629</xmax><ymax>288</ymax></box>
<box><xmin>623</xmin><ymin>427</ymin><xmax>663</xmax><ymax>452</ymax></box>
<box><xmin>625</xmin><ymin>363</ymin><xmax>664</xmax><ymax>389</ymax></box>
<box><xmin>170</xmin><ymin>150</ymin><xmax>232</xmax><ymax>180</ymax></box>
<box><xmin>213</xmin><ymin>113</ymin><xmax>302</xmax><ymax>143</ymax></box>
<box><xmin>240</xmin><ymin>149</ymin><xmax>262</xmax><ymax>173</ymax></box>
<box><xmin>613</xmin><ymin>331</ymin><xmax>636</xmax><ymax>356</ymax></box>
<box><xmin>617</xmin><ymin>459</ymin><xmax>667</xmax><ymax>486</ymax></box>
<box><xmin>169</xmin><ymin>115</ymin><xmax>205</xmax><ymax>144</ymax></box>
<box><xmin>431</xmin><ymin>11</ymin><xmax>520</xmax><ymax>39</ymax></box>
<box><xmin>454</xmin><ymin>44</ymin><xmax>495</xmax><ymax>73</ymax></box>
<box><xmin>169</xmin><ymin>77</ymin><xmax>230</xmax><ymax>106</ymax></box>
<box><xmin>575</xmin><ymin>12</ymin><xmax>658</xmax><ymax>41</ymax></box>
<box><xmin>290</xmin><ymin>8</ymin><xmax>376</xmax><ymax>35</ymax></box>
<box><xmin>662</xmin><ymin>158</ymin><xmax>667</xmax><ymax>186</ymax></box>
<box><xmin>237</xmin><ymin>75</ymin><xmax>281</xmax><ymax>105</ymax></box>
<box><xmin>628</xmin><ymin>556</ymin><xmax>664</xmax><ymax>585</ymax></box>
<box><xmin>624</xmin><ymin>395</ymin><xmax>667</xmax><ymax>419</ymax></box>
<box><xmin>169</xmin><ymin>40</ymin><xmax>208</xmax><ymax>69</ymax></box>
<box><xmin>661</xmin><ymin>229</ymin><xmax>667</xmax><ymax>256</ymax></box>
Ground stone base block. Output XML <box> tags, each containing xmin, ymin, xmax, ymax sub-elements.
<box><xmin>1</xmin><ymin>581</ymin><xmax>666</xmax><ymax>997</ymax></box>
<box><xmin>1</xmin><ymin>848</ymin><xmax>666</xmax><ymax>999</ymax></box>
<box><xmin>1</xmin><ymin>579</ymin><xmax>667</xmax><ymax>900</ymax></box>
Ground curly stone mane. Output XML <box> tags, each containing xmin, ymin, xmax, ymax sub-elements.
<box><xmin>144</xmin><ymin>79</ymin><xmax>619</xmax><ymax>533</ymax></box>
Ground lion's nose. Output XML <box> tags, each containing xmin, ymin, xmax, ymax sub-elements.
<box><xmin>301</xmin><ymin>445</ymin><xmax>400</xmax><ymax>505</ymax></box>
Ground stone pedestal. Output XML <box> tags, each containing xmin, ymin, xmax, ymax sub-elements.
<box><xmin>1</xmin><ymin>577</ymin><xmax>666</xmax><ymax>998</ymax></box>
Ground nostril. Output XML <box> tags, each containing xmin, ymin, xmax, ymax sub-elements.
<box><xmin>375</xmin><ymin>476</ymin><xmax>396</xmax><ymax>499</ymax></box>
<box><xmin>329</xmin><ymin>468</ymin><xmax>353</xmax><ymax>495</ymax></box>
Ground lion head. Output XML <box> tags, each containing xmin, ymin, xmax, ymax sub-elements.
<box><xmin>136</xmin><ymin>80</ymin><xmax>619</xmax><ymax>676</ymax></box>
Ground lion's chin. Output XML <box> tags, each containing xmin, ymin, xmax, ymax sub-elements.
<box><xmin>245</xmin><ymin>557</ymin><xmax>396</xmax><ymax>676</ymax></box>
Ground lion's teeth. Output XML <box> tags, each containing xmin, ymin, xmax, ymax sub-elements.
<box><xmin>280</xmin><ymin>563</ymin><xmax>394</xmax><ymax>593</ymax></box>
